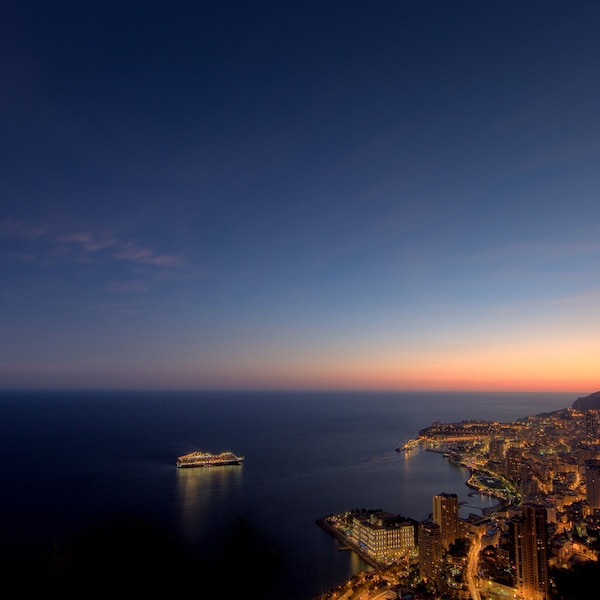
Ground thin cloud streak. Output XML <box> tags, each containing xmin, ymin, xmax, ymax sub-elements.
<box><xmin>2</xmin><ymin>222</ymin><xmax>181</xmax><ymax>268</ymax></box>
<box><xmin>0</xmin><ymin>219</ymin><xmax>50</xmax><ymax>239</ymax></box>
<box><xmin>112</xmin><ymin>243</ymin><xmax>180</xmax><ymax>266</ymax></box>
<box><xmin>57</xmin><ymin>232</ymin><xmax>119</xmax><ymax>252</ymax></box>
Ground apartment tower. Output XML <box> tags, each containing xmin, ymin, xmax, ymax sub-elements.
<box><xmin>433</xmin><ymin>492</ymin><xmax>459</xmax><ymax>550</ymax></box>
<box><xmin>418</xmin><ymin>519</ymin><xmax>442</xmax><ymax>584</ymax></box>
<box><xmin>585</xmin><ymin>458</ymin><xmax>600</xmax><ymax>511</ymax></box>
<box><xmin>585</xmin><ymin>411</ymin><xmax>598</xmax><ymax>440</ymax></box>
<box><xmin>513</xmin><ymin>503</ymin><xmax>549</xmax><ymax>600</ymax></box>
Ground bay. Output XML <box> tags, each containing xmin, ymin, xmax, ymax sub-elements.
<box><xmin>0</xmin><ymin>390</ymin><xmax>577</xmax><ymax>597</ymax></box>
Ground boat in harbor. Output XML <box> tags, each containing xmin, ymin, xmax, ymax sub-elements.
<box><xmin>176</xmin><ymin>450</ymin><xmax>244</xmax><ymax>468</ymax></box>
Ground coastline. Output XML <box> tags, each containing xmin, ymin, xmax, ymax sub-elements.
<box><xmin>419</xmin><ymin>441</ymin><xmax>512</xmax><ymax>511</ymax></box>
<box><xmin>315</xmin><ymin>518</ymin><xmax>382</xmax><ymax>569</ymax></box>
<box><xmin>316</xmin><ymin>448</ymin><xmax>509</xmax><ymax>573</ymax></box>
<box><xmin>5</xmin><ymin>390</ymin><xmax>570</xmax><ymax>600</ymax></box>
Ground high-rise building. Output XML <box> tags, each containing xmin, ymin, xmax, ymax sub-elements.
<box><xmin>418</xmin><ymin>519</ymin><xmax>442</xmax><ymax>584</ymax></box>
<box><xmin>585</xmin><ymin>411</ymin><xmax>598</xmax><ymax>440</ymax></box>
<box><xmin>489</xmin><ymin>437</ymin><xmax>506</xmax><ymax>461</ymax></box>
<box><xmin>505</xmin><ymin>447</ymin><xmax>524</xmax><ymax>484</ymax></box>
<box><xmin>513</xmin><ymin>503</ymin><xmax>549</xmax><ymax>600</ymax></box>
<box><xmin>433</xmin><ymin>492</ymin><xmax>459</xmax><ymax>550</ymax></box>
<box><xmin>520</xmin><ymin>478</ymin><xmax>539</xmax><ymax>501</ymax></box>
<box><xmin>585</xmin><ymin>459</ymin><xmax>600</xmax><ymax>511</ymax></box>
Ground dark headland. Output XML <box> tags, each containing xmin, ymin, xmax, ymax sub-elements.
<box><xmin>572</xmin><ymin>391</ymin><xmax>600</xmax><ymax>411</ymax></box>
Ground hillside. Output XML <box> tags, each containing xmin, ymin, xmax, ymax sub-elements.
<box><xmin>572</xmin><ymin>391</ymin><xmax>600</xmax><ymax>411</ymax></box>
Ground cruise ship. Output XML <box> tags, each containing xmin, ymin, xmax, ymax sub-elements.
<box><xmin>176</xmin><ymin>450</ymin><xmax>244</xmax><ymax>468</ymax></box>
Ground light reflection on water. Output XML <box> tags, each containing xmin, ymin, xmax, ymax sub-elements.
<box><xmin>1</xmin><ymin>390</ymin><xmax>579</xmax><ymax>599</ymax></box>
<box><xmin>176</xmin><ymin>465</ymin><xmax>243</xmax><ymax>543</ymax></box>
<box><xmin>397</xmin><ymin>447</ymin><xmax>502</xmax><ymax>520</ymax></box>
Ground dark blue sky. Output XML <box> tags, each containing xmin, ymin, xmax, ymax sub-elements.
<box><xmin>2</xmin><ymin>1</ymin><xmax>600</xmax><ymax>391</ymax></box>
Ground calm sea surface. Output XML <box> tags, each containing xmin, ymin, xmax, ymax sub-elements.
<box><xmin>0</xmin><ymin>390</ymin><xmax>578</xmax><ymax>598</ymax></box>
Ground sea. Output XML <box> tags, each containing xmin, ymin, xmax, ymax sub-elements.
<box><xmin>0</xmin><ymin>390</ymin><xmax>579</xmax><ymax>598</ymax></box>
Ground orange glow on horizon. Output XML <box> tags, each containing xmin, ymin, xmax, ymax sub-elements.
<box><xmin>2</xmin><ymin>339</ymin><xmax>596</xmax><ymax>394</ymax></box>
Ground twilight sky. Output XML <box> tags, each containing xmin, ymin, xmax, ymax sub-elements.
<box><xmin>2</xmin><ymin>1</ymin><xmax>599</xmax><ymax>392</ymax></box>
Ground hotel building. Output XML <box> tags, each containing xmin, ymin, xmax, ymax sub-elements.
<box><xmin>351</xmin><ymin>511</ymin><xmax>416</xmax><ymax>562</ymax></box>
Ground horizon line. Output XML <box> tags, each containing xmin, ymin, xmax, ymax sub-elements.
<box><xmin>0</xmin><ymin>387</ymin><xmax>591</xmax><ymax>395</ymax></box>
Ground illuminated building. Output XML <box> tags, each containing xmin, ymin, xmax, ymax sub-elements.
<box><xmin>585</xmin><ymin>411</ymin><xmax>598</xmax><ymax>440</ymax></box>
<box><xmin>418</xmin><ymin>519</ymin><xmax>442</xmax><ymax>583</ymax></box>
<box><xmin>585</xmin><ymin>459</ymin><xmax>600</xmax><ymax>511</ymax></box>
<box><xmin>506</xmin><ymin>447</ymin><xmax>524</xmax><ymax>484</ymax></box>
<box><xmin>489</xmin><ymin>437</ymin><xmax>506</xmax><ymax>461</ymax></box>
<box><xmin>520</xmin><ymin>478</ymin><xmax>539</xmax><ymax>501</ymax></box>
<box><xmin>433</xmin><ymin>492</ymin><xmax>459</xmax><ymax>550</ymax></box>
<box><xmin>351</xmin><ymin>511</ymin><xmax>416</xmax><ymax>561</ymax></box>
<box><xmin>513</xmin><ymin>504</ymin><xmax>549</xmax><ymax>600</ymax></box>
